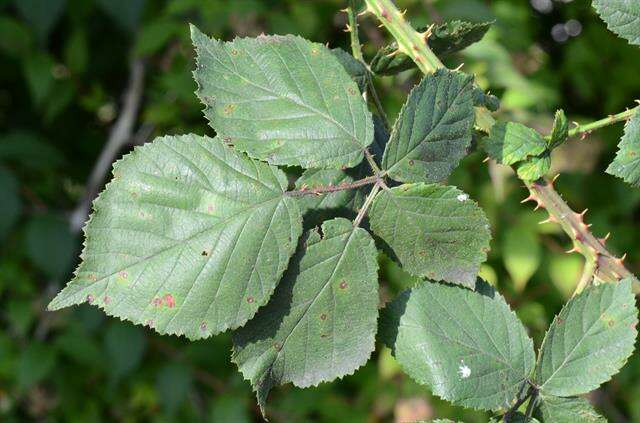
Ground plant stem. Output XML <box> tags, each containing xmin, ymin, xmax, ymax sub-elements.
<box><xmin>525</xmin><ymin>178</ymin><xmax>635</xmax><ymax>287</ymax></box>
<box><xmin>286</xmin><ymin>174</ymin><xmax>379</xmax><ymax>197</ymax></box>
<box><xmin>523</xmin><ymin>390</ymin><xmax>539</xmax><ymax>421</ymax></box>
<box><xmin>568</xmin><ymin>106</ymin><xmax>638</xmax><ymax>139</ymax></box>
<box><xmin>346</xmin><ymin>0</ymin><xmax>364</xmax><ymax>62</ymax></box>
<box><xmin>362</xmin><ymin>0</ymin><xmax>494</xmax><ymax>131</ymax></box>
<box><xmin>354</xmin><ymin>181</ymin><xmax>381</xmax><ymax>227</ymax></box>
<box><xmin>345</xmin><ymin>1</ymin><xmax>391</xmax><ymax>132</ymax></box>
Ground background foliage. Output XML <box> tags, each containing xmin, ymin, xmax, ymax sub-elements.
<box><xmin>1</xmin><ymin>0</ymin><xmax>639</xmax><ymax>421</ymax></box>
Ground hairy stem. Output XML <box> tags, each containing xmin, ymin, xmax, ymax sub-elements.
<box><xmin>286</xmin><ymin>174</ymin><xmax>379</xmax><ymax>197</ymax></box>
<box><xmin>524</xmin><ymin>178</ymin><xmax>634</xmax><ymax>288</ymax></box>
<box><xmin>354</xmin><ymin>182</ymin><xmax>381</xmax><ymax>227</ymax></box>
<box><xmin>568</xmin><ymin>106</ymin><xmax>638</xmax><ymax>139</ymax></box>
<box><xmin>363</xmin><ymin>0</ymin><xmax>494</xmax><ymax>131</ymax></box>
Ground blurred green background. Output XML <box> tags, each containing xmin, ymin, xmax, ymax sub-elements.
<box><xmin>1</xmin><ymin>0</ymin><xmax>639</xmax><ymax>421</ymax></box>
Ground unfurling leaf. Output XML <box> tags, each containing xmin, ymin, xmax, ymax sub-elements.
<box><xmin>369</xmin><ymin>184</ymin><xmax>491</xmax><ymax>287</ymax></box>
<box><xmin>371</xmin><ymin>21</ymin><xmax>492</xmax><ymax>76</ymax></box>
<box><xmin>484</xmin><ymin>122</ymin><xmax>547</xmax><ymax>166</ymax></box>
<box><xmin>382</xmin><ymin>69</ymin><xmax>475</xmax><ymax>183</ymax></box>
<box><xmin>593</xmin><ymin>0</ymin><xmax>640</xmax><ymax>45</ymax></box>
<box><xmin>48</xmin><ymin>134</ymin><xmax>302</xmax><ymax>339</ymax></box>
<box><xmin>548</xmin><ymin>109</ymin><xmax>569</xmax><ymax>149</ymax></box>
<box><xmin>535</xmin><ymin>279</ymin><xmax>638</xmax><ymax>396</ymax></box>
<box><xmin>381</xmin><ymin>280</ymin><xmax>535</xmax><ymax>411</ymax></box>
<box><xmin>191</xmin><ymin>25</ymin><xmax>373</xmax><ymax>169</ymax></box>
<box><xmin>233</xmin><ymin>218</ymin><xmax>378</xmax><ymax>414</ymax></box>
<box><xmin>536</xmin><ymin>395</ymin><xmax>606</xmax><ymax>423</ymax></box>
<box><xmin>606</xmin><ymin>109</ymin><xmax>640</xmax><ymax>187</ymax></box>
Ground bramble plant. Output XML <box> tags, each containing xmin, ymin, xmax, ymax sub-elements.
<box><xmin>48</xmin><ymin>0</ymin><xmax>640</xmax><ymax>421</ymax></box>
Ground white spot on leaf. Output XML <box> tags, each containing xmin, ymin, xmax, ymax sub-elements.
<box><xmin>457</xmin><ymin>193</ymin><xmax>469</xmax><ymax>202</ymax></box>
<box><xmin>458</xmin><ymin>360</ymin><xmax>471</xmax><ymax>379</ymax></box>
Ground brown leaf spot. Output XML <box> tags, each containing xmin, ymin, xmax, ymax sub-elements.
<box><xmin>339</xmin><ymin>280</ymin><xmax>348</xmax><ymax>289</ymax></box>
<box><xmin>200</xmin><ymin>322</ymin><xmax>208</xmax><ymax>332</ymax></box>
<box><xmin>118</xmin><ymin>271</ymin><xmax>128</xmax><ymax>279</ymax></box>
<box><xmin>247</xmin><ymin>296</ymin><xmax>254</xmax><ymax>304</ymax></box>
<box><xmin>310</xmin><ymin>47</ymin><xmax>319</xmax><ymax>56</ymax></box>
<box><xmin>320</xmin><ymin>313</ymin><xmax>327</xmax><ymax>321</ymax></box>
<box><xmin>348</xmin><ymin>87</ymin><xmax>357</xmax><ymax>96</ymax></box>
<box><xmin>201</xmin><ymin>250</ymin><xmax>209</xmax><ymax>256</ymax></box>
<box><xmin>88</xmin><ymin>274</ymin><xmax>97</xmax><ymax>282</ymax></box>
<box><xmin>408</xmin><ymin>159</ymin><xmax>414</xmax><ymax>166</ymax></box>
<box><xmin>153</xmin><ymin>297</ymin><xmax>163</xmax><ymax>307</ymax></box>
<box><xmin>86</xmin><ymin>294</ymin><xmax>94</xmax><ymax>304</ymax></box>
<box><xmin>223</xmin><ymin>104</ymin><xmax>237</xmax><ymax>115</ymax></box>
<box><xmin>103</xmin><ymin>295</ymin><xmax>111</xmax><ymax>305</ymax></box>
<box><xmin>273</xmin><ymin>342</ymin><xmax>282</xmax><ymax>351</ymax></box>
<box><xmin>230</xmin><ymin>48</ymin><xmax>239</xmax><ymax>56</ymax></box>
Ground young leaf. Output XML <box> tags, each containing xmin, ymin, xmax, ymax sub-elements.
<box><xmin>548</xmin><ymin>109</ymin><xmax>569</xmax><ymax>150</ymax></box>
<box><xmin>516</xmin><ymin>153</ymin><xmax>551</xmax><ymax>181</ymax></box>
<box><xmin>606</xmin><ymin>110</ymin><xmax>640</xmax><ymax>187</ymax></box>
<box><xmin>593</xmin><ymin>0</ymin><xmax>640</xmax><ymax>45</ymax></box>
<box><xmin>232</xmin><ymin>218</ymin><xmax>379</xmax><ymax>413</ymax></box>
<box><xmin>536</xmin><ymin>395</ymin><xmax>606</xmax><ymax>423</ymax></box>
<box><xmin>535</xmin><ymin>279</ymin><xmax>638</xmax><ymax>396</ymax></box>
<box><xmin>381</xmin><ymin>280</ymin><xmax>535</xmax><ymax>411</ymax></box>
<box><xmin>370</xmin><ymin>21</ymin><xmax>492</xmax><ymax>76</ymax></box>
<box><xmin>191</xmin><ymin>26</ymin><xmax>374</xmax><ymax>169</ymax></box>
<box><xmin>369</xmin><ymin>184</ymin><xmax>491</xmax><ymax>287</ymax></box>
<box><xmin>48</xmin><ymin>134</ymin><xmax>302</xmax><ymax>340</ymax></box>
<box><xmin>382</xmin><ymin>69</ymin><xmax>475</xmax><ymax>183</ymax></box>
<box><xmin>484</xmin><ymin>122</ymin><xmax>547</xmax><ymax>166</ymax></box>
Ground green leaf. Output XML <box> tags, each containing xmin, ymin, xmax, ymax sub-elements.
<box><xmin>382</xmin><ymin>69</ymin><xmax>475</xmax><ymax>183</ymax></box>
<box><xmin>191</xmin><ymin>26</ymin><xmax>374</xmax><ymax>169</ymax></box>
<box><xmin>535</xmin><ymin>279</ymin><xmax>638</xmax><ymax>396</ymax></box>
<box><xmin>331</xmin><ymin>48</ymin><xmax>368</xmax><ymax>92</ymax></box>
<box><xmin>233</xmin><ymin>218</ymin><xmax>379</xmax><ymax>413</ymax></box>
<box><xmin>371</xmin><ymin>21</ymin><xmax>492</xmax><ymax>76</ymax></box>
<box><xmin>369</xmin><ymin>184</ymin><xmax>491</xmax><ymax>287</ymax></box>
<box><xmin>606</xmin><ymin>110</ymin><xmax>640</xmax><ymax>187</ymax></box>
<box><xmin>593</xmin><ymin>0</ymin><xmax>640</xmax><ymax>45</ymax></box>
<box><xmin>536</xmin><ymin>395</ymin><xmax>606</xmax><ymax>423</ymax></box>
<box><xmin>548</xmin><ymin>109</ymin><xmax>569</xmax><ymax>150</ymax></box>
<box><xmin>516</xmin><ymin>153</ymin><xmax>551</xmax><ymax>181</ymax></box>
<box><xmin>48</xmin><ymin>134</ymin><xmax>302</xmax><ymax>340</ymax></box>
<box><xmin>484</xmin><ymin>122</ymin><xmax>547</xmax><ymax>166</ymax></box>
<box><xmin>381</xmin><ymin>280</ymin><xmax>535</xmax><ymax>411</ymax></box>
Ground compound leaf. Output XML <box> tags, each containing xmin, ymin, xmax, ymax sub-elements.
<box><xmin>535</xmin><ymin>279</ymin><xmax>638</xmax><ymax>396</ymax></box>
<box><xmin>382</xmin><ymin>69</ymin><xmax>475</xmax><ymax>183</ymax></box>
<box><xmin>606</xmin><ymin>110</ymin><xmax>640</xmax><ymax>187</ymax></box>
<box><xmin>516</xmin><ymin>153</ymin><xmax>551</xmax><ymax>181</ymax></box>
<box><xmin>484</xmin><ymin>122</ymin><xmax>547</xmax><ymax>166</ymax></box>
<box><xmin>48</xmin><ymin>134</ymin><xmax>302</xmax><ymax>340</ymax></box>
<box><xmin>233</xmin><ymin>218</ymin><xmax>378</xmax><ymax>413</ymax></box>
<box><xmin>593</xmin><ymin>0</ymin><xmax>640</xmax><ymax>45</ymax></box>
<box><xmin>369</xmin><ymin>183</ymin><xmax>491</xmax><ymax>287</ymax></box>
<box><xmin>536</xmin><ymin>396</ymin><xmax>606</xmax><ymax>423</ymax></box>
<box><xmin>191</xmin><ymin>26</ymin><xmax>373</xmax><ymax>169</ymax></box>
<box><xmin>381</xmin><ymin>280</ymin><xmax>535</xmax><ymax>411</ymax></box>
<box><xmin>371</xmin><ymin>21</ymin><xmax>492</xmax><ymax>76</ymax></box>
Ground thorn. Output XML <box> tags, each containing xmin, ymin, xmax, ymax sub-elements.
<box><xmin>339</xmin><ymin>7</ymin><xmax>349</xmax><ymax>13</ymax></box>
<box><xmin>521</xmin><ymin>195</ymin><xmax>536</xmax><ymax>204</ymax></box>
<box><xmin>533</xmin><ymin>201</ymin><xmax>545</xmax><ymax>211</ymax></box>
<box><xmin>357</xmin><ymin>9</ymin><xmax>370</xmax><ymax>17</ymax></box>
<box><xmin>599</xmin><ymin>232</ymin><xmax>611</xmax><ymax>245</ymax></box>
<box><xmin>377</xmin><ymin>23</ymin><xmax>385</xmax><ymax>28</ymax></box>
<box><xmin>566</xmin><ymin>246</ymin><xmax>580</xmax><ymax>254</ymax></box>
<box><xmin>482</xmin><ymin>156</ymin><xmax>490</xmax><ymax>163</ymax></box>
<box><xmin>422</xmin><ymin>23</ymin><xmax>435</xmax><ymax>39</ymax></box>
<box><xmin>539</xmin><ymin>216</ymin><xmax>556</xmax><ymax>225</ymax></box>
<box><xmin>344</xmin><ymin>24</ymin><xmax>352</xmax><ymax>33</ymax></box>
<box><xmin>615</xmin><ymin>253</ymin><xmax>627</xmax><ymax>266</ymax></box>
<box><xmin>580</xmin><ymin>208</ymin><xmax>588</xmax><ymax>217</ymax></box>
<box><xmin>572</xmin><ymin>121</ymin><xmax>580</xmax><ymax>128</ymax></box>
<box><xmin>399</xmin><ymin>9</ymin><xmax>407</xmax><ymax>17</ymax></box>
<box><xmin>386</xmin><ymin>49</ymin><xmax>401</xmax><ymax>58</ymax></box>
<box><xmin>454</xmin><ymin>63</ymin><xmax>464</xmax><ymax>71</ymax></box>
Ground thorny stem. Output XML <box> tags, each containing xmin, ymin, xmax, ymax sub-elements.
<box><xmin>524</xmin><ymin>178</ymin><xmax>635</xmax><ymax>290</ymax></box>
<box><xmin>286</xmin><ymin>174</ymin><xmax>380</xmax><ymax>197</ymax></box>
<box><xmin>344</xmin><ymin>2</ymin><xmax>391</xmax><ymax>132</ymax></box>
<box><xmin>568</xmin><ymin>106</ymin><xmax>638</xmax><ymax>139</ymax></box>
<box><xmin>362</xmin><ymin>0</ymin><xmax>495</xmax><ymax>131</ymax></box>
<box><xmin>354</xmin><ymin>182</ymin><xmax>381</xmax><ymax>227</ymax></box>
<box><xmin>365</xmin><ymin>0</ymin><xmax>637</xmax><ymax>290</ymax></box>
